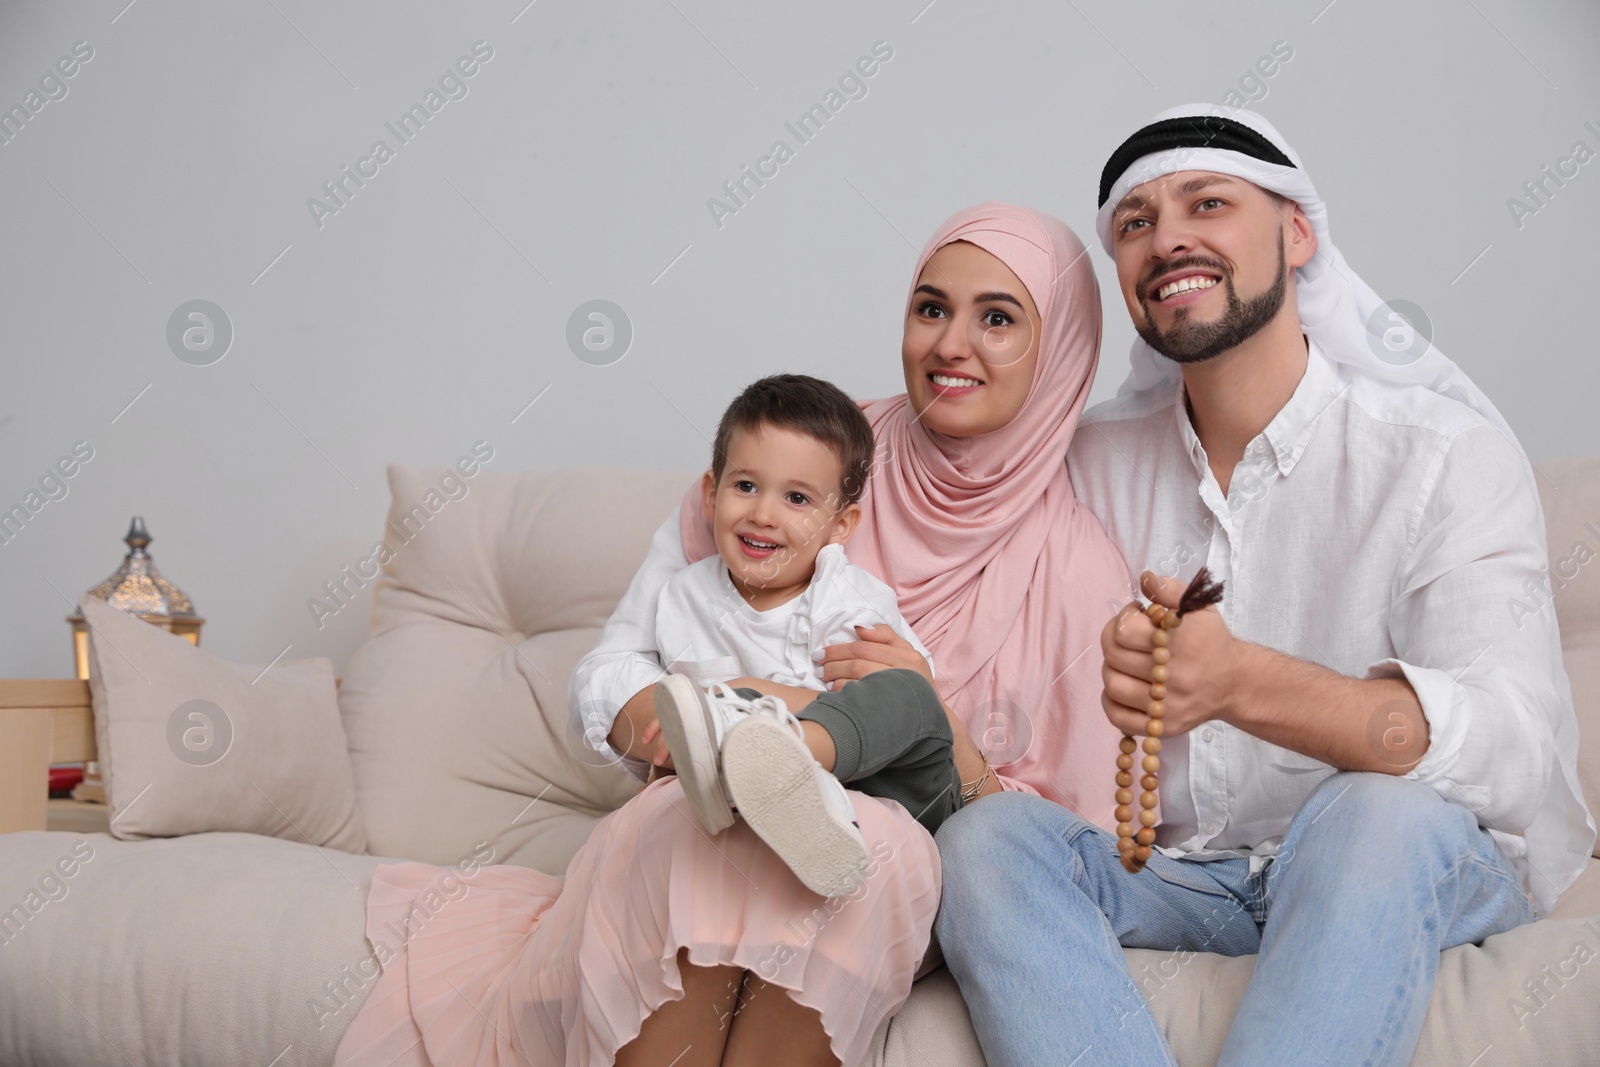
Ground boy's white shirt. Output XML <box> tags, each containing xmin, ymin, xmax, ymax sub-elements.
<box><xmin>655</xmin><ymin>542</ymin><xmax>933</xmax><ymax>693</ymax></box>
<box><xmin>568</xmin><ymin>524</ymin><xmax>932</xmax><ymax>780</ymax></box>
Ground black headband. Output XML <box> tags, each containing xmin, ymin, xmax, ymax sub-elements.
<box><xmin>1098</xmin><ymin>115</ymin><xmax>1297</xmax><ymax>208</ymax></box>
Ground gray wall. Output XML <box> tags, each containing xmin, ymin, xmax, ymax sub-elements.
<box><xmin>2</xmin><ymin>0</ymin><xmax>1596</xmax><ymax>678</ymax></box>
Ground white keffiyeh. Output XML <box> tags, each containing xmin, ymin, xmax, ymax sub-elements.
<box><xmin>1094</xmin><ymin>102</ymin><xmax>1522</xmax><ymax>453</ymax></box>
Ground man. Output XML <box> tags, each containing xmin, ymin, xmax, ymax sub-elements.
<box><xmin>933</xmin><ymin>104</ymin><xmax>1594</xmax><ymax>1066</ymax></box>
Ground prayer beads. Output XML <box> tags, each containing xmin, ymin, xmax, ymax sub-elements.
<box><xmin>1116</xmin><ymin>567</ymin><xmax>1225</xmax><ymax>874</ymax></box>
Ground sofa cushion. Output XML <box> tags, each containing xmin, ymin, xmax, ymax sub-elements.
<box><xmin>1534</xmin><ymin>457</ymin><xmax>1600</xmax><ymax>858</ymax></box>
<box><xmin>0</xmin><ymin>831</ymin><xmax>383</xmax><ymax>1066</ymax></box>
<box><xmin>339</xmin><ymin>463</ymin><xmax>695</xmax><ymax>872</ymax></box>
<box><xmin>81</xmin><ymin>594</ymin><xmax>366</xmax><ymax>852</ymax></box>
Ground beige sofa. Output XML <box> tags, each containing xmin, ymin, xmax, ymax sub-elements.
<box><xmin>2</xmin><ymin>459</ymin><xmax>1597</xmax><ymax>1066</ymax></box>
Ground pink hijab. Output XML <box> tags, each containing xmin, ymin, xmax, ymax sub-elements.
<box><xmin>682</xmin><ymin>203</ymin><xmax>1132</xmax><ymax>826</ymax></box>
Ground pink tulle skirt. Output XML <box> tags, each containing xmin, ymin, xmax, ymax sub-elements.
<box><xmin>333</xmin><ymin>777</ymin><xmax>941</xmax><ymax>1067</ymax></box>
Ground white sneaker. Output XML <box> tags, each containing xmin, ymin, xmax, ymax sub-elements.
<box><xmin>721</xmin><ymin>706</ymin><xmax>871</xmax><ymax>898</ymax></box>
<box><xmin>652</xmin><ymin>675</ymin><xmax>748</xmax><ymax>834</ymax></box>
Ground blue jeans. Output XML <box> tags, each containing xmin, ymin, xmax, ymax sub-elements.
<box><xmin>934</xmin><ymin>772</ymin><xmax>1535</xmax><ymax>1067</ymax></box>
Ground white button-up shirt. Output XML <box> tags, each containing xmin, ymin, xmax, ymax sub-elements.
<box><xmin>654</xmin><ymin>543</ymin><xmax>931</xmax><ymax>695</ymax></box>
<box><xmin>570</xmin><ymin>526</ymin><xmax>932</xmax><ymax>783</ymax></box>
<box><xmin>1066</xmin><ymin>336</ymin><xmax>1594</xmax><ymax>915</ymax></box>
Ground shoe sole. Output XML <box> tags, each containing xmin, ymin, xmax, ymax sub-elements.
<box><xmin>653</xmin><ymin>675</ymin><xmax>735</xmax><ymax>835</ymax></box>
<box><xmin>721</xmin><ymin>716</ymin><xmax>870</xmax><ymax>898</ymax></box>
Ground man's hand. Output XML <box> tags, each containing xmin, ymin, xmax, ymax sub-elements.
<box><xmin>817</xmin><ymin>624</ymin><xmax>934</xmax><ymax>691</ymax></box>
<box><xmin>1100</xmin><ymin>570</ymin><xmax>1241</xmax><ymax>738</ymax></box>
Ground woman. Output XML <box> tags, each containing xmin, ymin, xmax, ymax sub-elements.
<box><xmin>334</xmin><ymin>203</ymin><xmax>1132</xmax><ymax>1067</ymax></box>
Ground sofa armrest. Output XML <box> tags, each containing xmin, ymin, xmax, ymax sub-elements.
<box><xmin>0</xmin><ymin>680</ymin><xmax>94</xmax><ymax>833</ymax></box>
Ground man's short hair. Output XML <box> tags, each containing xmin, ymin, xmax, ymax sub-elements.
<box><xmin>711</xmin><ymin>374</ymin><xmax>876</xmax><ymax>505</ymax></box>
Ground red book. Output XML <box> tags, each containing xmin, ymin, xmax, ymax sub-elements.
<box><xmin>49</xmin><ymin>765</ymin><xmax>85</xmax><ymax>794</ymax></box>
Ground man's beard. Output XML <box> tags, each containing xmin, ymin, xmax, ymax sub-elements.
<box><xmin>1135</xmin><ymin>242</ymin><xmax>1287</xmax><ymax>365</ymax></box>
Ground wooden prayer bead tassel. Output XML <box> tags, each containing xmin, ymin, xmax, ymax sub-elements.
<box><xmin>1116</xmin><ymin>567</ymin><xmax>1226</xmax><ymax>874</ymax></box>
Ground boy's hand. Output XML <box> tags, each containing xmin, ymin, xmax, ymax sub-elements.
<box><xmin>641</xmin><ymin>717</ymin><xmax>674</xmax><ymax>773</ymax></box>
<box><xmin>818</xmin><ymin>624</ymin><xmax>934</xmax><ymax>691</ymax></box>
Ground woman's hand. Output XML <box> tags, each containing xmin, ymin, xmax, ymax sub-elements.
<box><xmin>817</xmin><ymin>624</ymin><xmax>934</xmax><ymax>691</ymax></box>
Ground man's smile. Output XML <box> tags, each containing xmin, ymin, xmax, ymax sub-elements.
<box><xmin>1147</xmin><ymin>269</ymin><xmax>1222</xmax><ymax>303</ymax></box>
<box><xmin>1155</xmin><ymin>274</ymin><xmax>1220</xmax><ymax>302</ymax></box>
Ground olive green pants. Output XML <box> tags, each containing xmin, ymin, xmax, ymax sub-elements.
<box><xmin>739</xmin><ymin>667</ymin><xmax>962</xmax><ymax>835</ymax></box>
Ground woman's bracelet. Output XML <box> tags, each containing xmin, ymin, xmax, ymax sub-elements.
<box><xmin>960</xmin><ymin>753</ymin><xmax>993</xmax><ymax>804</ymax></box>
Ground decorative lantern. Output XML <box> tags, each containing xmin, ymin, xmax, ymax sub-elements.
<box><xmin>65</xmin><ymin>517</ymin><xmax>203</xmax><ymax>802</ymax></box>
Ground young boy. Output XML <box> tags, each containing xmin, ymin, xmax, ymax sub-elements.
<box><xmin>642</xmin><ymin>374</ymin><xmax>961</xmax><ymax>897</ymax></box>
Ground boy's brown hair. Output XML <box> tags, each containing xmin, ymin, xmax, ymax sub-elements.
<box><xmin>711</xmin><ymin>374</ymin><xmax>876</xmax><ymax>505</ymax></box>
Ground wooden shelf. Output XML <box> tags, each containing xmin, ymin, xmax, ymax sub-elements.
<box><xmin>46</xmin><ymin>797</ymin><xmax>109</xmax><ymax>835</ymax></box>
<box><xmin>0</xmin><ymin>679</ymin><xmax>94</xmax><ymax>833</ymax></box>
